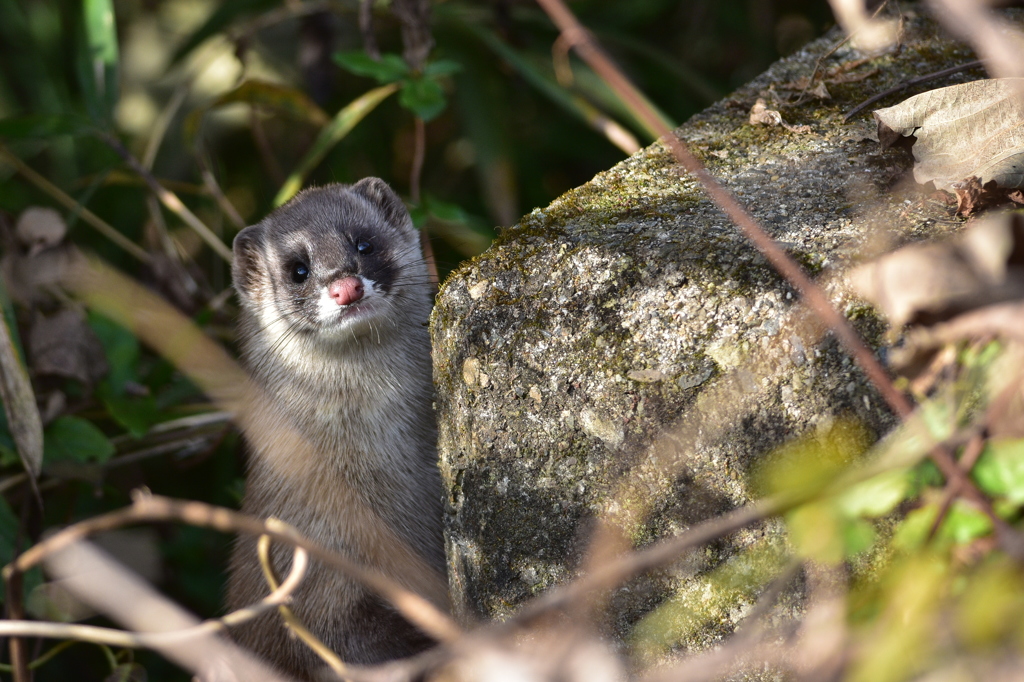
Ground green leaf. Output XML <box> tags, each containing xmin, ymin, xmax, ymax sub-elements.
<box><xmin>43</xmin><ymin>416</ymin><xmax>115</xmax><ymax>464</ymax></box>
<box><xmin>274</xmin><ymin>83</ymin><xmax>399</xmax><ymax>207</ymax></box>
<box><xmin>100</xmin><ymin>389</ymin><xmax>159</xmax><ymax>438</ymax></box>
<box><xmin>0</xmin><ymin>115</ymin><xmax>93</xmax><ymax>140</ymax></box>
<box><xmin>972</xmin><ymin>438</ymin><xmax>1024</xmax><ymax>504</ymax></box>
<box><xmin>939</xmin><ymin>500</ymin><xmax>993</xmax><ymax>544</ymax></box>
<box><xmin>333</xmin><ymin>52</ymin><xmax>409</xmax><ymax>83</ymax></box>
<box><xmin>424</xmin><ymin>59</ymin><xmax>462</xmax><ymax>77</ymax></box>
<box><xmin>752</xmin><ymin>419</ymin><xmax>871</xmax><ymax>502</ymax></box>
<box><xmin>841</xmin><ymin>517</ymin><xmax>877</xmax><ymax>556</ymax></box>
<box><xmin>786</xmin><ymin>500</ymin><xmax>844</xmax><ymax>562</ymax></box>
<box><xmin>907</xmin><ymin>460</ymin><xmax>944</xmax><ymax>497</ymax></box>
<box><xmin>893</xmin><ymin>504</ymin><xmax>939</xmax><ymax>552</ymax></box>
<box><xmin>836</xmin><ymin>468</ymin><xmax>909</xmax><ymax>519</ymax></box>
<box><xmin>399</xmin><ymin>78</ymin><xmax>447</xmax><ymax>121</ymax></box>
<box><xmin>89</xmin><ymin>312</ymin><xmax>139</xmax><ymax>394</ymax></box>
<box><xmin>81</xmin><ymin>0</ymin><xmax>120</xmax><ymax>121</ymax></box>
<box><xmin>423</xmin><ymin>196</ymin><xmax>494</xmax><ymax>257</ymax></box>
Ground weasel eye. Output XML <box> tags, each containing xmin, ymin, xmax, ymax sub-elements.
<box><xmin>290</xmin><ymin>262</ymin><xmax>310</xmax><ymax>283</ymax></box>
<box><xmin>356</xmin><ymin>241</ymin><xmax>374</xmax><ymax>255</ymax></box>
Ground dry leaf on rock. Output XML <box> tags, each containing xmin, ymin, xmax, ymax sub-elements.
<box><xmin>848</xmin><ymin>211</ymin><xmax>1024</xmax><ymax>328</ymax></box>
<box><xmin>873</xmin><ymin>78</ymin><xmax>1024</xmax><ymax>191</ymax></box>
<box><xmin>949</xmin><ymin>176</ymin><xmax>1013</xmax><ymax>216</ymax></box>
<box><xmin>749</xmin><ymin>98</ymin><xmax>811</xmax><ymax>134</ymax></box>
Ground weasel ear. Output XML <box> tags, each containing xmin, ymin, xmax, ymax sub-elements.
<box><xmin>350</xmin><ymin>178</ymin><xmax>412</xmax><ymax>231</ymax></box>
<box><xmin>232</xmin><ymin>225</ymin><xmax>266</xmax><ymax>303</ymax></box>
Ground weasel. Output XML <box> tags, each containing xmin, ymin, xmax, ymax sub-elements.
<box><xmin>225</xmin><ymin>179</ymin><xmax>447</xmax><ymax>679</ymax></box>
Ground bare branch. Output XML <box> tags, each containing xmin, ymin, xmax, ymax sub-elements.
<box><xmin>44</xmin><ymin>540</ymin><xmax>294</xmax><ymax>681</ymax></box>
<box><xmin>3</xmin><ymin>492</ymin><xmax>461</xmax><ymax>645</ymax></box>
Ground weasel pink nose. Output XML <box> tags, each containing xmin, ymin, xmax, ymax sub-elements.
<box><xmin>328</xmin><ymin>276</ymin><xmax>364</xmax><ymax>306</ymax></box>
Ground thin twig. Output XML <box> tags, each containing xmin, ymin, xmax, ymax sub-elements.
<box><xmin>0</xmin><ymin>640</ymin><xmax>78</xmax><ymax>673</ymax></box>
<box><xmin>927</xmin><ymin>432</ymin><xmax>986</xmax><ymax>541</ymax></box>
<box><xmin>0</xmin><ymin>147</ymin><xmax>152</xmax><ymax>263</ymax></box>
<box><xmin>197</xmin><ymin>154</ymin><xmax>247</xmax><ymax>230</ymax></box>
<box><xmin>231</xmin><ymin>0</ymin><xmax>337</xmax><ymax>45</ymax></box>
<box><xmin>843</xmin><ymin>59</ymin><xmax>983</xmax><ymax>120</ymax></box>
<box><xmin>410</xmin><ymin>117</ymin><xmax>426</xmax><ymax>205</ymax></box>
<box><xmin>250</xmin><ymin>109</ymin><xmax>287</xmax><ymax>187</ymax></box>
<box><xmin>508</xmin><ymin>499</ymin><xmax>781</xmax><ymax>628</ymax></box>
<box><xmin>258</xmin><ymin>534</ymin><xmax>350</xmax><ymax>678</ymax></box>
<box><xmin>3</xmin><ymin>492</ymin><xmax>461</xmax><ymax>644</ymax></box>
<box><xmin>6</xmin><ymin>567</ymin><xmax>28</xmax><ymax>682</ymax></box>
<box><xmin>533</xmin><ymin>0</ymin><xmax>1023</xmax><ymax>557</ymax></box>
<box><xmin>0</xmin><ymin>537</ymin><xmax>308</xmax><ymax>651</ymax></box>
<box><xmin>43</xmin><ymin>540</ymin><xmax>292</xmax><ymax>681</ymax></box>
<box><xmin>99</xmin><ymin>133</ymin><xmax>234</xmax><ymax>262</ymax></box>
<box><xmin>359</xmin><ymin>0</ymin><xmax>380</xmax><ymax>59</ymax></box>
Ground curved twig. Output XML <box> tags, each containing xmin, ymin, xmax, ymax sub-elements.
<box><xmin>2</xmin><ymin>492</ymin><xmax>461</xmax><ymax>644</ymax></box>
<box><xmin>258</xmin><ymin>534</ymin><xmax>350</xmax><ymax>678</ymax></box>
<box><xmin>0</xmin><ymin>542</ymin><xmax>307</xmax><ymax>649</ymax></box>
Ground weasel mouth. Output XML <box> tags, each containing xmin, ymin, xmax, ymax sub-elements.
<box><xmin>316</xmin><ymin>276</ymin><xmax>382</xmax><ymax>329</ymax></box>
<box><xmin>317</xmin><ymin>293</ymin><xmax>384</xmax><ymax>333</ymax></box>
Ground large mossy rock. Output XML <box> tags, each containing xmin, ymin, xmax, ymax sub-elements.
<box><xmin>430</xmin><ymin>10</ymin><xmax>1017</xmax><ymax>660</ymax></box>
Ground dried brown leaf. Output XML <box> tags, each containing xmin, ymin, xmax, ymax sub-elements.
<box><xmin>848</xmin><ymin>211</ymin><xmax>1024</xmax><ymax>328</ymax></box>
<box><xmin>28</xmin><ymin>309</ymin><xmax>108</xmax><ymax>386</ymax></box>
<box><xmin>874</xmin><ymin>78</ymin><xmax>1024</xmax><ymax>191</ymax></box>
<box><xmin>749</xmin><ymin>98</ymin><xmax>812</xmax><ymax>134</ymax></box>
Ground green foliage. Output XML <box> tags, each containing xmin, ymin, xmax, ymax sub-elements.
<box><xmin>335</xmin><ymin>51</ymin><xmax>460</xmax><ymax>122</ymax></box>
<box><xmin>973</xmin><ymin>439</ymin><xmax>1024</xmax><ymax>505</ymax></box>
<box><xmin>42</xmin><ymin>416</ymin><xmax>114</xmax><ymax>464</ymax></box>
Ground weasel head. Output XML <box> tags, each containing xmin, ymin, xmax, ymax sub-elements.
<box><xmin>232</xmin><ymin>179</ymin><xmax>430</xmax><ymax>354</ymax></box>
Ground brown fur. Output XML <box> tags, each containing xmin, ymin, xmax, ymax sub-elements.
<box><xmin>226</xmin><ymin>180</ymin><xmax>447</xmax><ymax>679</ymax></box>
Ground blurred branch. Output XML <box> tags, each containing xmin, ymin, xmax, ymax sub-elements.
<box><xmin>3</xmin><ymin>491</ymin><xmax>461</xmax><ymax>645</ymax></box>
<box><xmin>0</xmin><ymin>538</ymin><xmax>308</xmax><ymax>651</ymax></box>
<box><xmin>6</xmin><ymin>564</ymin><xmax>28</xmax><ymax>682</ymax></box>
<box><xmin>359</xmin><ymin>0</ymin><xmax>380</xmax><ymax>59</ymax></box>
<box><xmin>43</xmin><ymin>540</ymin><xmax>293</xmax><ymax>681</ymax></box>
<box><xmin>928</xmin><ymin>0</ymin><xmax>1024</xmax><ymax>80</ymax></box>
<box><xmin>0</xmin><ymin>147</ymin><xmax>152</xmax><ymax>263</ymax></box>
<box><xmin>509</xmin><ymin>499</ymin><xmax>781</xmax><ymax>628</ymax></box>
